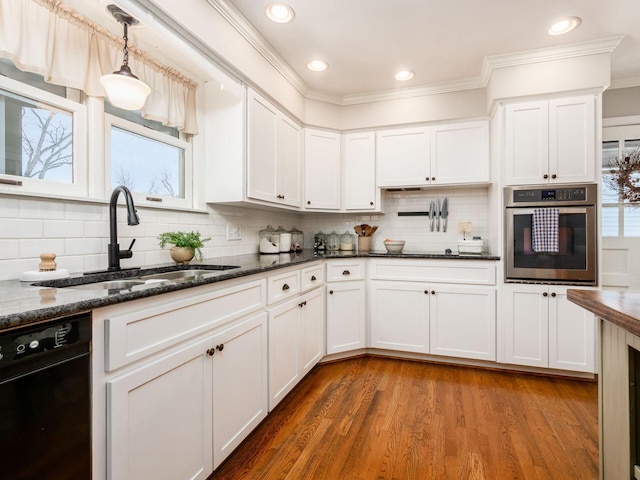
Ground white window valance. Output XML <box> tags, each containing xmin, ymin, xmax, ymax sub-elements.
<box><xmin>0</xmin><ymin>0</ymin><xmax>199</xmax><ymax>134</ymax></box>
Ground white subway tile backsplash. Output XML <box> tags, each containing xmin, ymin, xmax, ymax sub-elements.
<box><xmin>0</xmin><ymin>239</ymin><xmax>19</xmax><ymax>260</ymax></box>
<box><xmin>65</xmin><ymin>203</ymin><xmax>105</xmax><ymax>221</ymax></box>
<box><xmin>43</xmin><ymin>220</ymin><xmax>83</xmax><ymax>238</ymax></box>
<box><xmin>19</xmin><ymin>239</ymin><xmax>66</xmax><ymax>259</ymax></box>
<box><xmin>64</xmin><ymin>238</ymin><xmax>103</xmax><ymax>255</ymax></box>
<box><xmin>20</xmin><ymin>200</ymin><xmax>65</xmax><ymax>220</ymax></box>
<box><xmin>0</xmin><ymin>219</ymin><xmax>43</xmax><ymax>239</ymax></box>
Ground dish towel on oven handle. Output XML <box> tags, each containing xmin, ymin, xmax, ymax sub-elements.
<box><xmin>531</xmin><ymin>208</ymin><xmax>559</xmax><ymax>253</ymax></box>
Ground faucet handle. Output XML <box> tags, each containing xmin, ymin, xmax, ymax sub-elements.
<box><xmin>119</xmin><ymin>239</ymin><xmax>136</xmax><ymax>259</ymax></box>
<box><xmin>127</xmin><ymin>238</ymin><xmax>136</xmax><ymax>251</ymax></box>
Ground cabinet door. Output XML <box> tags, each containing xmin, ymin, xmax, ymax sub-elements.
<box><xmin>268</xmin><ymin>298</ymin><xmax>300</xmax><ymax>410</ymax></box>
<box><xmin>278</xmin><ymin>115</ymin><xmax>303</xmax><ymax>207</ymax></box>
<box><xmin>377</xmin><ymin>127</ymin><xmax>430</xmax><ymax>187</ymax></box>
<box><xmin>107</xmin><ymin>338</ymin><xmax>213</xmax><ymax>480</ymax></box>
<box><xmin>300</xmin><ymin>288</ymin><xmax>325</xmax><ymax>375</ymax></box>
<box><xmin>503</xmin><ymin>285</ymin><xmax>549</xmax><ymax>367</ymax></box>
<box><xmin>247</xmin><ymin>90</ymin><xmax>278</xmax><ymax>203</ymax></box>
<box><xmin>548</xmin><ymin>290</ymin><xmax>596</xmax><ymax>373</ymax></box>
<box><xmin>304</xmin><ymin>129</ymin><xmax>341</xmax><ymax>210</ymax></box>
<box><xmin>212</xmin><ymin>313</ymin><xmax>268</xmax><ymax>468</ymax></box>
<box><xmin>370</xmin><ymin>281</ymin><xmax>430</xmax><ymax>353</ymax></box>
<box><xmin>548</xmin><ymin>95</ymin><xmax>595</xmax><ymax>184</ymax></box>
<box><xmin>326</xmin><ymin>282</ymin><xmax>366</xmax><ymax>354</ymax></box>
<box><xmin>505</xmin><ymin>101</ymin><xmax>549</xmax><ymax>185</ymax></box>
<box><xmin>343</xmin><ymin>131</ymin><xmax>377</xmax><ymax>210</ymax></box>
<box><xmin>429</xmin><ymin>285</ymin><xmax>496</xmax><ymax>361</ymax></box>
<box><xmin>430</xmin><ymin>121</ymin><xmax>490</xmax><ymax>185</ymax></box>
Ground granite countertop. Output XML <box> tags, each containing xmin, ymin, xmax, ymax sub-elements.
<box><xmin>567</xmin><ymin>289</ymin><xmax>640</xmax><ymax>337</ymax></box>
<box><xmin>0</xmin><ymin>250</ymin><xmax>499</xmax><ymax>332</ymax></box>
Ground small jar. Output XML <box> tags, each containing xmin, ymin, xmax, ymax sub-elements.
<box><xmin>314</xmin><ymin>232</ymin><xmax>326</xmax><ymax>253</ymax></box>
<box><xmin>276</xmin><ymin>226</ymin><xmax>291</xmax><ymax>252</ymax></box>
<box><xmin>340</xmin><ymin>232</ymin><xmax>355</xmax><ymax>251</ymax></box>
<box><xmin>259</xmin><ymin>225</ymin><xmax>280</xmax><ymax>254</ymax></box>
<box><xmin>290</xmin><ymin>227</ymin><xmax>304</xmax><ymax>252</ymax></box>
<box><xmin>326</xmin><ymin>231</ymin><xmax>340</xmax><ymax>251</ymax></box>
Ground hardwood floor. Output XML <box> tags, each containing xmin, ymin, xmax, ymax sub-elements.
<box><xmin>210</xmin><ymin>357</ymin><xmax>598</xmax><ymax>480</ymax></box>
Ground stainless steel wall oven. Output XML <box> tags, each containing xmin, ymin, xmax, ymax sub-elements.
<box><xmin>505</xmin><ymin>184</ymin><xmax>597</xmax><ymax>285</ymax></box>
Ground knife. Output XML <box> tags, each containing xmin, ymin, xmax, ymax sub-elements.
<box><xmin>441</xmin><ymin>197</ymin><xmax>448</xmax><ymax>232</ymax></box>
<box><xmin>436</xmin><ymin>199</ymin><xmax>441</xmax><ymax>232</ymax></box>
<box><xmin>429</xmin><ymin>201</ymin><xmax>435</xmax><ymax>231</ymax></box>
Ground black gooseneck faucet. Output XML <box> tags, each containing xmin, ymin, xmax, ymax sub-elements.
<box><xmin>108</xmin><ymin>186</ymin><xmax>140</xmax><ymax>271</ymax></box>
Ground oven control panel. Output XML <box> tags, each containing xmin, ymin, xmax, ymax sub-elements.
<box><xmin>505</xmin><ymin>184</ymin><xmax>596</xmax><ymax>207</ymax></box>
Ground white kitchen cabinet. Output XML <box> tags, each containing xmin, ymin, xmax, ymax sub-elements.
<box><xmin>504</xmin><ymin>95</ymin><xmax>595</xmax><ymax>185</ymax></box>
<box><xmin>107</xmin><ymin>312</ymin><xmax>268</xmax><ymax>479</ymax></box>
<box><xmin>326</xmin><ymin>282</ymin><xmax>366</xmax><ymax>354</ymax></box>
<box><xmin>429</xmin><ymin>284</ymin><xmax>496</xmax><ymax>361</ymax></box>
<box><xmin>377</xmin><ymin>121</ymin><xmax>490</xmax><ymax>188</ymax></box>
<box><xmin>370</xmin><ymin>281</ymin><xmax>430</xmax><ymax>353</ymax></box>
<box><xmin>268</xmin><ymin>288</ymin><xmax>324</xmax><ymax>410</ymax></box>
<box><xmin>370</xmin><ymin>281</ymin><xmax>495</xmax><ymax>360</ymax></box>
<box><xmin>304</xmin><ymin>128</ymin><xmax>341</xmax><ymax>210</ymax></box>
<box><xmin>430</xmin><ymin>120</ymin><xmax>490</xmax><ymax>185</ymax></box>
<box><xmin>502</xmin><ymin>284</ymin><xmax>595</xmax><ymax>372</ymax></box>
<box><xmin>343</xmin><ymin>131</ymin><xmax>378</xmax><ymax>210</ymax></box>
<box><xmin>247</xmin><ymin>88</ymin><xmax>302</xmax><ymax>208</ymax></box>
<box><xmin>377</xmin><ymin>127</ymin><xmax>430</xmax><ymax>187</ymax></box>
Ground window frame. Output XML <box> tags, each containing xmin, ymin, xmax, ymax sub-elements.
<box><xmin>0</xmin><ymin>74</ymin><xmax>88</xmax><ymax>197</ymax></box>
<box><xmin>104</xmin><ymin>113</ymin><xmax>193</xmax><ymax>210</ymax></box>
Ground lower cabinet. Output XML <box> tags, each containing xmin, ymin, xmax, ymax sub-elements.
<box><xmin>268</xmin><ymin>287</ymin><xmax>324</xmax><ymax>410</ymax></box>
<box><xmin>106</xmin><ymin>312</ymin><xmax>268</xmax><ymax>479</ymax></box>
<box><xmin>502</xmin><ymin>284</ymin><xmax>595</xmax><ymax>372</ymax></box>
<box><xmin>326</xmin><ymin>282</ymin><xmax>366</xmax><ymax>354</ymax></box>
<box><xmin>370</xmin><ymin>281</ymin><xmax>496</xmax><ymax>360</ymax></box>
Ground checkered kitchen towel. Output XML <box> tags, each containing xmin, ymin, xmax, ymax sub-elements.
<box><xmin>531</xmin><ymin>208</ymin><xmax>559</xmax><ymax>253</ymax></box>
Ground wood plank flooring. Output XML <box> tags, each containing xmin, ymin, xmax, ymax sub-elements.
<box><xmin>210</xmin><ymin>357</ymin><xmax>598</xmax><ymax>480</ymax></box>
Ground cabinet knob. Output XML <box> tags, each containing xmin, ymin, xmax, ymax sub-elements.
<box><xmin>369</xmin><ymin>201</ymin><xmax>374</xmax><ymax>206</ymax></box>
<box><xmin>431</xmin><ymin>177</ymin><xmax>436</xmax><ymax>181</ymax></box>
<box><xmin>311</xmin><ymin>275</ymin><xmax>317</xmax><ymax>281</ymax></box>
<box><xmin>431</xmin><ymin>290</ymin><xmax>435</xmax><ymax>295</ymax></box>
<box><xmin>424</xmin><ymin>290</ymin><xmax>429</xmax><ymax>294</ymax></box>
<box><xmin>329</xmin><ymin>290</ymin><xmax>334</xmax><ymax>295</ymax></box>
<box><xmin>342</xmin><ymin>270</ymin><xmax>351</xmax><ymax>276</ymax></box>
<box><xmin>543</xmin><ymin>292</ymin><xmax>548</xmax><ymax>297</ymax></box>
<box><xmin>551</xmin><ymin>292</ymin><xmax>557</xmax><ymax>297</ymax></box>
<box><xmin>307</xmin><ymin>200</ymin><xmax>311</xmax><ymax>205</ymax></box>
<box><xmin>206</xmin><ymin>348</ymin><xmax>215</xmax><ymax>357</ymax></box>
<box><xmin>282</xmin><ymin>283</ymin><xmax>290</xmax><ymax>291</ymax></box>
<box><xmin>551</xmin><ymin>174</ymin><xmax>557</xmax><ymax>179</ymax></box>
<box><xmin>543</xmin><ymin>174</ymin><xmax>549</xmax><ymax>179</ymax></box>
<box><xmin>216</xmin><ymin>344</ymin><xmax>224</xmax><ymax>351</ymax></box>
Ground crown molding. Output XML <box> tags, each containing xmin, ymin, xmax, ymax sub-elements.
<box><xmin>609</xmin><ymin>76</ymin><xmax>640</xmax><ymax>90</ymax></box>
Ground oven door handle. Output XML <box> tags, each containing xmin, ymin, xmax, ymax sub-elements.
<box><xmin>510</xmin><ymin>207</ymin><xmax>589</xmax><ymax>215</ymax></box>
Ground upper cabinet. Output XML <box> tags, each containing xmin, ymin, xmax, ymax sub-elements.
<box><xmin>377</xmin><ymin>121</ymin><xmax>490</xmax><ymax>188</ymax></box>
<box><xmin>504</xmin><ymin>95</ymin><xmax>595</xmax><ymax>185</ymax></box>
<box><xmin>304</xmin><ymin>129</ymin><xmax>341</xmax><ymax>210</ymax></box>
<box><xmin>343</xmin><ymin>132</ymin><xmax>378</xmax><ymax>211</ymax></box>
<box><xmin>247</xmin><ymin>89</ymin><xmax>303</xmax><ymax>208</ymax></box>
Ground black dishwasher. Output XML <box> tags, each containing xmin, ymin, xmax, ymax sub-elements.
<box><xmin>0</xmin><ymin>313</ymin><xmax>91</xmax><ymax>480</ymax></box>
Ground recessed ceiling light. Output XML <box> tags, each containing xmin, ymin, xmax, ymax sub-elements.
<box><xmin>266</xmin><ymin>3</ymin><xmax>295</xmax><ymax>24</ymax></box>
<box><xmin>394</xmin><ymin>70</ymin><xmax>415</xmax><ymax>81</ymax></box>
<box><xmin>548</xmin><ymin>17</ymin><xmax>581</xmax><ymax>36</ymax></box>
<box><xmin>307</xmin><ymin>60</ymin><xmax>328</xmax><ymax>72</ymax></box>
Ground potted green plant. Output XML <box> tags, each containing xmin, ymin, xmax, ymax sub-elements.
<box><xmin>158</xmin><ymin>231</ymin><xmax>211</xmax><ymax>265</ymax></box>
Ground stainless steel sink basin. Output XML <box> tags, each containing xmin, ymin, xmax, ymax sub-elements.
<box><xmin>70</xmin><ymin>279</ymin><xmax>146</xmax><ymax>291</ymax></box>
<box><xmin>140</xmin><ymin>270</ymin><xmax>213</xmax><ymax>281</ymax></box>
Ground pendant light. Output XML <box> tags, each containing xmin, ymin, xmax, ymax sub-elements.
<box><xmin>100</xmin><ymin>5</ymin><xmax>151</xmax><ymax>111</ymax></box>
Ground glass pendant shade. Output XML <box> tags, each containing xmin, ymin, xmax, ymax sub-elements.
<box><xmin>100</xmin><ymin>68</ymin><xmax>151</xmax><ymax>111</ymax></box>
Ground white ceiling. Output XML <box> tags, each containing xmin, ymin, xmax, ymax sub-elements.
<box><xmin>224</xmin><ymin>0</ymin><xmax>640</xmax><ymax>99</ymax></box>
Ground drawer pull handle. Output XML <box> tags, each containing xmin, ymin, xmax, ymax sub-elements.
<box><xmin>207</xmin><ymin>348</ymin><xmax>215</xmax><ymax>357</ymax></box>
<box><xmin>342</xmin><ymin>270</ymin><xmax>351</xmax><ymax>276</ymax></box>
<box><xmin>299</xmin><ymin>301</ymin><xmax>307</xmax><ymax>308</ymax></box>
<box><xmin>329</xmin><ymin>290</ymin><xmax>334</xmax><ymax>295</ymax></box>
<box><xmin>311</xmin><ymin>275</ymin><xmax>317</xmax><ymax>281</ymax></box>
<box><xmin>216</xmin><ymin>344</ymin><xmax>224</xmax><ymax>351</ymax></box>
<box><xmin>282</xmin><ymin>283</ymin><xmax>290</xmax><ymax>291</ymax></box>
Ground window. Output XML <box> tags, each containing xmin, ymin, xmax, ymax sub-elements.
<box><xmin>105</xmin><ymin>113</ymin><xmax>192</xmax><ymax>209</ymax></box>
<box><xmin>602</xmin><ymin>128</ymin><xmax>640</xmax><ymax>237</ymax></box>
<box><xmin>0</xmin><ymin>70</ymin><xmax>87</xmax><ymax>197</ymax></box>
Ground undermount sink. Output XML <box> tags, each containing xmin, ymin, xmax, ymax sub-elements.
<box><xmin>139</xmin><ymin>270</ymin><xmax>214</xmax><ymax>281</ymax></box>
<box><xmin>70</xmin><ymin>279</ymin><xmax>146</xmax><ymax>291</ymax></box>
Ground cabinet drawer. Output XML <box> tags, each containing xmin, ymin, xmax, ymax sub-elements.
<box><xmin>370</xmin><ymin>259</ymin><xmax>496</xmax><ymax>285</ymax></box>
<box><xmin>326</xmin><ymin>260</ymin><xmax>366</xmax><ymax>281</ymax></box>
<box><xmin>105</xmin><ymin>279</ymin><xmax>266</xmax><ymax>371</ymax></box>
<box><xmin>301</xmin><ymin>263</ymin><xmax>324</xmax><ymax>292</ymax></box>
<box><xmin>268</xmin><ymin>270</ymin><xmax>301</xmax><ymax>304</ymax></box>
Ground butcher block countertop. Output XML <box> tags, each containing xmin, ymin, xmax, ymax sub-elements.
<box><xmin>567</xmin><ymin>289</ymin><xmax>640</xmax><ymax>337</ymax></box>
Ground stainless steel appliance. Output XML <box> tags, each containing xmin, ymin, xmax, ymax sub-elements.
<box><xmin>0</xmin><ymin>313</ymin><xmax>91</xmax><ymax>479</ymax></box>
<box><xmin>505</xmin><ymin>184</ymin><xmax>597</xmax><ymax>285</ymax></box>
